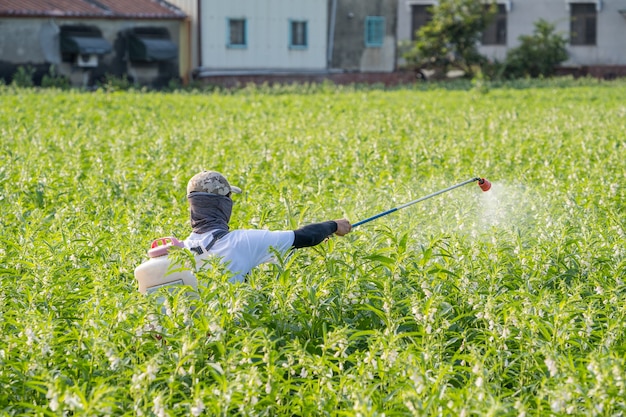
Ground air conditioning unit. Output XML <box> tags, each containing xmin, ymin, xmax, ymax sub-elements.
<box><xmin>76</xmin><ymin>54</ymin><xmax>98</xmax><ymax>68</ymax></box>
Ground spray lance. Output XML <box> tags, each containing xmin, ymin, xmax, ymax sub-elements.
<box><xmin>352</xmin><ymin>177</ymin><xmax>492</xmax><ymax>228</ymax></box>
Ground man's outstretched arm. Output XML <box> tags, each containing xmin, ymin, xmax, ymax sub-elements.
<box><xmin>292</xmin><ymin>219</ymin><xmax>351</xmax><ymax>248</ymax></box>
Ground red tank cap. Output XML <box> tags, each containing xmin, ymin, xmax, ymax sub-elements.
<box><xmin>148</xmin><ymin>237</ymin><xmax>183</xmax><ymax>258</ymax></box>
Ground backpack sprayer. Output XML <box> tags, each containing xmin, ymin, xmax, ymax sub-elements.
<box><xmin>134</xmin><ymin>237</ymin><xmax>197</xmax><ymax>295</ymax></box>
<box><xmin>353</xmin><ymin>177</ymin><xmax>492</xmax><ymax>228</ymax></box>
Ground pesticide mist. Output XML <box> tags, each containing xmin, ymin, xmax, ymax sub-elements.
<box><xmin>473</xmin><ymin>181</ymin><xmax>539</xmax><ymax>232</ymax></box>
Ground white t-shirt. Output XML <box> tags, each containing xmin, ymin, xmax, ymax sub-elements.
<box><xmin>183</xmin><ymin>229</ymin><xmax>295</xmax><ymax>283</ymax></box>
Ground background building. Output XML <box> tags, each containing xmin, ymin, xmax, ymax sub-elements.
<box><xmin>0</xmin><ymin>0</ymin><xmax>187</xmax><ymax>87</ymax></box>
<box><xmin>397</xmin><ymin>0</ymin><xmax>626</xmax><ymax>78</ymax></box>
<box><xmin>193</xmin><ymin>0</ymin><xmax>328</xmax><ymax>78</ymax></box>
<box><xmin>3</xmin><ymin>0</ymin><xmax>626</xmax><ymax>87</ymax></box>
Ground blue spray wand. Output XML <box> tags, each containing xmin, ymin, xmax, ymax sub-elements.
<box><xmin>352</xmin><ymin>177</ymin><xmax>491</xmax><ymax>228</ymax></box>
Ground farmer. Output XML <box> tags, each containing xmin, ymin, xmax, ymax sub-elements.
<box><xmin>183</xmin><ymin>171</ymin><xmax>352</xmax><ymax>283</ymax></box>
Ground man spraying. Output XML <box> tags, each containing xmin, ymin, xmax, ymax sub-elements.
<box><xmin>183</xmin><ymin>170</ymin><xmax>352</xmax><ymax>283</ymax></box>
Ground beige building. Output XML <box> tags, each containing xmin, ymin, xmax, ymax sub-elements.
<box><xmin>0</xmin><ymin>0</ymin><xmax>187</xmax><ymax>87</ymax></box>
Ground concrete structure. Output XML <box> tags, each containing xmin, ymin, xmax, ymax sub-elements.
<box><xmin>397</xmin><ymin>0</ymin><xmax>626</xmax><ymax>76</ymax></box>
<box><xmin>330</xmin><ymin>0</ymin><xmax>397</xmax><ymax>72</ymax></box>
<box><xmin>164</xmin><ymin>0</ymin><xmax>200</xmax><ymax>75</ymax></box>
<box><xmin>0</xmin><ymin>0</ymin><xmax>187</xmax><ymax>88</ymax></box>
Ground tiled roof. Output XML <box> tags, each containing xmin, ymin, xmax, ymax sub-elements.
<box><xmin>0</xmin><ymin>0</ymin><xmax>186</xmax><ymax>19</ymax></box>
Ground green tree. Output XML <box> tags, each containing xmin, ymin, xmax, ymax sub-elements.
<box><xmin>403</xmin><ymin>0</ymin><xmax>497</xmax><ymax>78</ymax></box>
<box><xmin>504</xmin><ymin>19</ymin><xmax>568</xmax><ymax>78</ymax></box>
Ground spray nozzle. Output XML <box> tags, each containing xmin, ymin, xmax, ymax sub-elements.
<box><xmin>478</xmin><ymin>178</ymin><xmax>492</xmax><ymax>192</ymax></box>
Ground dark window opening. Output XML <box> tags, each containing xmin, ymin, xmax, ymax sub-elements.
<box><xmin>228</xmin><ymin>19</ymin><xmax>247</xmax><ymax>47</ymax></box>
<box><xmin>570</xmin><ymin>3</ymin><xmax>597</xmax><ymax>45</ymax></box>
<box><xmin>411</xmin><ymin>4</ymin><xmax>433</xmax><ymax>41</ymax></box>
<box><xmin>482</xmin><ymin>4</ymin><xmax>507</xmax><ymax>45</ymax></box>
<box><xmin>290</xmin><ymin>21</ymin><xmax>308</xmax><ymax>48</ymax></box>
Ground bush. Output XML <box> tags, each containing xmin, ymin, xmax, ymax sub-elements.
<box><xmin>11</xmin><ymin>65</ymin><xmax>35</xmax><ymax>87</ymax></box>
<box><xmin>41</xmin><ymin>65</ymin><xmax>70</xmax><ymax>89</ymax></box>
<box><xmin>98</xmin><ymin>73</ymin><xmax>133</xmax><ymax>92</ymax></box>
<box><xmin>504</xmin><ymin>19</ymin><xmax>568</xmax><ymax>79</ymax></box>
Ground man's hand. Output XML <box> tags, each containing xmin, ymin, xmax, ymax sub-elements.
<box><xmin>334</xmin><ymin>219</ymin><xmax>352</xmax><ymax>236</ymax></box>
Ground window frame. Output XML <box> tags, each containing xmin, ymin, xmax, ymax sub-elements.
<box><xmin>226</xmin><ymin>18</ymin><xmax>247</xmax><ymax>49</ymax></box>
<box><xmin>364</xmin><ymin>16</ymin><xmax>385</xmax><ymax>48</ymax></box>
<box><xmin>570</xmin><ymin>2</ymin><xmax>597</xmax><ymax>46</ymax></box>
<box><xmin>289</xmin><ymin>19</ymin><xmax>308</xmax><ymax>50</ymax></box>
<box><xmin>481</xmin><ymin>3</ymin><xmax>507</xmax><ymax>46</ymax></box>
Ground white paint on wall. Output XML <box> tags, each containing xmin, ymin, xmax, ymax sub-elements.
<box><xmin>361</xmin><ymin>35</ymin><xmax>396</xmax><ymax>72</ymax></box>
<box><xmin>200</xmin><ymin>0</ymin><xmax>328</xmax><ymax>70</ymax></box>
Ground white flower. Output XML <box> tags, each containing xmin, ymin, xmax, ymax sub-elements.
<box><xmin>146</xmin><ymin>363</ymin><xmax>159</xmax><ymax>381</ymax></box>
<box><xmin>106</xmin><ymin>349</ymin><xmax>121</xmax><ymax>370</ymax></box>
<box><xmin>64</xmin><ymin>392</ymin><xmax>83</xmax><ymax>410</ymax></box>
<box><xmin>46</xmin><ymin>387</ymin><xmax>59</xmax><ymax>411</ymax></box>
<box><xmin>40</xmin><ymin>342</ymin><xmax>52</xmax><ymax>356</ymax></box>
<box><xmin>22</xmin><ymin>327</ymin><xmax>36</xmax><ymax>346</ymax></box>
<box><xmin>410</xmin><ymin>373</ymin><xmax>425</xmax><ymax>394</ymax></box>
<box><xmin>545</xmin><ymin>358</ymin><xmax>558</xmax><ymax>377</ymax></box>
<box><xmin>117</xmin><ymin>310</ymin><xmax>127</xmax><ymax>322</ymax></box>
<box><xmin>472</xmin><ymin>363</ymin><xmax>481</xmax><ymax>374</ymax></box>
<box><xmin>190</xmin><ymin>399</ymin><xmax>205</xmax><ymax>417</ymax></box>
<box><xmin>152</xmin><ymin>395</ymin><xmax>167</xmax><ymax>417</ymax></box>
<box><xmin>49</xmin><ymin>396</ymin><xmax>59</xmax><ymax>412</ymax></box>
<box><xmin>550</xmin><ymin>399</ymin><xmax>563</xmax><ymax>413</ymax></box>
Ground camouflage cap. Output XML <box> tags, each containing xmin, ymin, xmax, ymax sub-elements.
<box><xmin>186</xmin><ymin>171</ymin><xmax>242</xmax><ymax>196</ymax></box>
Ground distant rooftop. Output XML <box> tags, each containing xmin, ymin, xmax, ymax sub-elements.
<box><xmin>0</xmin><ymin>0</ymin><xmax>186</xmax><ymax>19</ymax></box>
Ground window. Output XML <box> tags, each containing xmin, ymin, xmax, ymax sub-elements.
<box><xmin>289</xmin><ymin>20</ymin><xmax>308</xmax><ymax>49</ymax></box>
<box><xmin>227</xmin><ymin>18</ymin><xmax>246</xmax><ymax>48</ymax></box>
<box><xmin>570</xmin><ymin>3</ymin><xmax>597</xmax><ymax>45</ymax></box>
<box><xmin>365</xmin><ymin>16</ymin><xmax>385</xmax><ymax>47</ymax></box>
<box><xmin>411</xmin><ymin>4</ymin><xmax>433</xmax><ymax>41</ymax></box>
<box><xmin>482</xmin><ymin>4</ymin><xmax>507</xmax><ymax>45</ymax></box>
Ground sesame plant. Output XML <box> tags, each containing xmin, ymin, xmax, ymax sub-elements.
<box><xmin>1</xmin><ymin>79</ymin><xmax>625</xmax><ymax>416</ymax></box>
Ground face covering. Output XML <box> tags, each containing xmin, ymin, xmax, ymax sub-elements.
<box><xmin>187</xmin><ymin>192</ymin><xmax>232</xmax><ymax>234</ymax></box>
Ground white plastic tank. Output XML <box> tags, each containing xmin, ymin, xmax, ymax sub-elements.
<box><xmin>134</xmin><ymin>237</ymin><xmax>198</xmax><ymax>294</ymax></box>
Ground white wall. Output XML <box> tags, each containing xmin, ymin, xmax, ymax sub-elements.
<box><xmin>563</xmin><ymin>0</ymin><xmax>626</xmax><ymax>66</ymax></box>
<box><xmin>200</xmin><ymin>0</ymin><xmax>328</xmax><ymax>70</ymax></box>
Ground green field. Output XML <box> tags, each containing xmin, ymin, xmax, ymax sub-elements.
<box><xmin>1</xmin><ymin>80</ymin><xmax>625</xmax><ymax>416</ymax></box>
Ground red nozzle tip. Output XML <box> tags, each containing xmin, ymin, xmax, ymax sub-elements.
<box><xmin>478</xmin><ymin>178</ymin><xmax>491</xmax><ymax>192</ymax></box>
